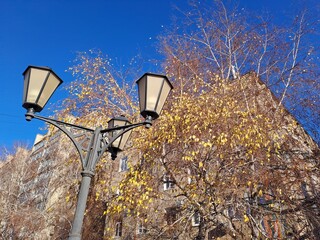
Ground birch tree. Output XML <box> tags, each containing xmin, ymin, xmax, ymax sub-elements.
<box><xmin>104</xmin><ymin>1</ymin><xmax>320</xmax><ymax>239</ymax></box>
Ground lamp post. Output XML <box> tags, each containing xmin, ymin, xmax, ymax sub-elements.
<box><xmin>22</xmin><ymin>65</ymin><xmax>173</xmax><ymax>240</ymax></box>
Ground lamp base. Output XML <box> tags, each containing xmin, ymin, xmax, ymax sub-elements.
<box><xmin>144</xmin><ymin>115</ymin><xmax>153</xmax><ymax>129</ymax></box>
<box><xmin>25</xmin><ymin>108</ymin><xmax>35</xmax><ymax>121</ymax></box>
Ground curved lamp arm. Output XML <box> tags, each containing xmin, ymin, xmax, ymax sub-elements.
<box><xmin>26</xmin><ymin>109</ymin><xmax>153</xmax><ymax>166</ymax></box>
<box><xmin>26</xmin><ymin>109</ymin><xmax>95</xmax><ymax>167</ymax></box>
<box><xmin>101</xmin><ymin>116</ymin><xmax>152</xmax><ymax>160</ymax></box>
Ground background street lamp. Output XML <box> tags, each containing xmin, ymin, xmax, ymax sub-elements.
<box><xmin>22</xmin><ymin>65</ymin><xmax>173</xmax><ymax>240</ymax></box>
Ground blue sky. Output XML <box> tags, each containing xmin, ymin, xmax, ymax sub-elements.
<box><xmin>0</xmin><ymin>0</ymin><xmax>318</xmax><ymax>154</ymax></box>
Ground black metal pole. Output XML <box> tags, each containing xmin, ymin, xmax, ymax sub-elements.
<box><xmin>68</xmin><ymin>171</ymin><xmax>94</xmax><ymax>240</ymax></box>
<box><xmin>68</xmin><ymin>127</ymin><xmax>102</xmax><ymax>240</ymax></box>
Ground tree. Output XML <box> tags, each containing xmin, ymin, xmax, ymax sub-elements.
<box><xmin>0</xmin><ymin>146</ymin><xmax>45</xmax><ymax>239</ymax></box>
<box><xmin>103</xmin><ymin>1</ymin><xmax>319</xmax><ymax>239</ymax></box>
<box><xmin>0</xmin><ymin>137</ymin><xmax>82</xmax><ymax>239</ymax></box>
<box><xmin>60</xmin><ymin>49</ymin><xmax>140</xmax><ymax>127</ymax></box>
<box><xmin>55</xmin><ymin>49</ymin><xmax>144</xmax><ymax>239</ymax></box>
<box><xmin>160</xmin><ymin>0</ymin><xmax>320</xmax><ymax>144</ymax></box>
<box><xmin>22</xmin><ymin>1</ymin><xmax>317</xmax><ymax>239</ymax></box>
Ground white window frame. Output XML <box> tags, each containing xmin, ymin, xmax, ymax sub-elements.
<box><xmin>192</xmin><ymin>211</ymin><xmax>200</xmax><ymax>226</ymax></box>
<box><xmin>187</xmin><ymin>168</ymin><xmax>192</xmax><ymax>184</ymax></box>
<box><xmin>119</xmin><ymin>156</ymin><xmax>128</xmax><ymax>172</ymax></box>
<box><xmin>163</xmin><ymin>174</ymin><xmax>175</xmax><ymax>190</ymax></box>
<box><xmin>115</xmin><ymin>221</ymin><xmax>122</xmax><ymax>237</ymax></box>
<box><xmin>116</xmin><ymin>188</ymin><xmax>121</xmax><ymax>196</ymax></box>
<box><xmin>137</xmin><ymin>221</ymin><xmax>147</xmax><ymax>235</ymax></box>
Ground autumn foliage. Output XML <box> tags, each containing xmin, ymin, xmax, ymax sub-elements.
<box><xmin>102</xmin><ymin>1</ymin><xmax>320</xmax><ymax>239</ymax></box>
<box><xmin>1</xmin><ymin>1</ymin><xmax>319</xmax><ymax>240</ymax></box>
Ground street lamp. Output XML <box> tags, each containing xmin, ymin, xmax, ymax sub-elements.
<box><xmin>107</xmin><ymin>116</ymin><xmax>132</xmax><ymax>160</ymax></box>
<box><xmin>136</xmin><ymin>73</ymin><xmax>173</xmax><ymax>120</ymax></box>
<box><xmin>23</xmin><ymin>66</ymin><xmax>63</xmax><ymax>115</ymax></box>
<box><xmin>22</xmin><ymin>65</ymin><xmax>173</xmax><ymax>240</ymax></box>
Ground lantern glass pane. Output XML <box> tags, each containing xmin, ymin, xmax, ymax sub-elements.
<box><xmin>111</xmin><ymin>119</ymin><xmax>122</xmax><ymax>147</ymax></box>
<box><xmin>26</xmin><ymin>68</ymin><xmax>48</xmax><ymax>103</ymax></box>
<box><xmin>108</xmin><ymin>118</ymin><xmax>132</xmax><ymax>150</ymax></box>
<box><xmin>22</xmin><ymin>69</ymin><xmax>30</xmax><ymax>103</ymax></box>
<box><xmin>146</xmin><ymin>75</ymin><xmax>163</xmax><ymax>111</ymax></box>
<box><xmin>37</xmin><ymin>73</ymin><xmax>62</xmax><ymax>108</ymax></box>
<box><xmin>138</xmin><ymin>76</ymin><xmax>146</xmax><ymax>113</ymax></box>
<box><xmin>117</xmin><ymin>127</ymin><xmax>131</xmax><ymax>150</ymax></box>
<box><xmin>113</xmin><ymin>136</ymin><xmax>121</xmax><ymax>148</ymax></box>
<box><xmin>155</xmin><ymin>80</ymin><xmax>172</xmax><ymax>114</ymax></box>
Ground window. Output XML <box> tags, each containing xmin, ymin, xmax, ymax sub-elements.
<box><xmin>33</xmin><ymin>141</ymin><xmax>44</xmax><ymax>151</ymax></box>
<box><xmin>49</xmin><ymin>132</ymin><xmax>60</xmax><ymax>141</ymax></box>
<box><xmin>187</xmin><ymin>168</ymin><xmax>192</xmax><ymax>184</ymax></box>
<box><xmin>30</xmin><ymin>151</ymin><xmax>44</xmax><ymax>162</ymax></box>
<box><xmin>119</xmin><ymin>156</ymin><xmax>128</xmax><ymax>172</ymax></box>
<box><xmin>116</xmin><ymin>188</ymin><xmax>121</xmax><ymax>196</ymax></box>
<box><xmin>223</xmin><ymin>205</ymin><xmax>235</xmax><ymax>219</ymax></box>
<box><xmin>163</xmin><ymin>174</ymin><xmax>175</xmax><ymax>190</ymax></box>
<box><xmin>137</xmin><ymin>221</ymin><xmax>147</xmax><ymax>234</ymax></box>
<box><xmin>115</xmin><ymin>221</ymin><xmax>122</xmax><ymax>237</ymax></box>
<box><xmin>261</xmin><ymin>215</ymin><xmax>283</xmax><ymax>239</ymax></box>
<box><xmin>192</xmin><ymin>211</ymin><xmax>200</xmax><ymax>226</ymax></box>
<box><xmin>165</xmin><ymin>207</ymin><xmax>178</xmax><ymax>225</ymax></box>
<box><xmin>301</xmin><ymin>182</ymin><xmax>311</xmax><ymax>198</ymax></box>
